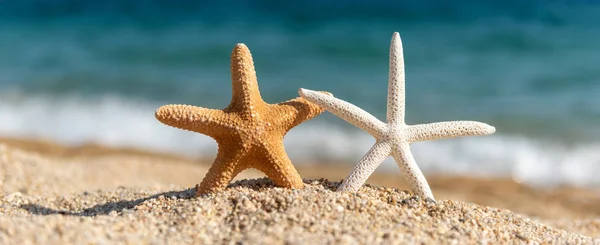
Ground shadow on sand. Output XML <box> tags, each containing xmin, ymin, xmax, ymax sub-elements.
<box><xmin>20</xmin><ymin>188</ymin><xmax>196</xmax><ymax>216</ymax></box>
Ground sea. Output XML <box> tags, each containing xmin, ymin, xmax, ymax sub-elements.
<box><xmin>1</xmin><ymin>0</ymin><xmax>600</xmax><ymax>189</ymax></box>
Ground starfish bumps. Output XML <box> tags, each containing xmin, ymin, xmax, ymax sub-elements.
<box><xmin>156</xmin><ymin>33</ymin><xmax>496</xmax><ymax>200</ymax></box>
<box><xmin>299</xmin><ymin>32</ymin><xmax>495</xmax><ymax>201</ymax></box>
<box><xmin>155</xmin><ymin>44</ymin><xmax>327</xmax><ymax>196</ymax></box>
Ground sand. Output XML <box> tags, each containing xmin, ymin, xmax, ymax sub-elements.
<box><xmin>1</xmin><ymin>139</ymin><xmax>599</xmax><ymax>244</ymax></box>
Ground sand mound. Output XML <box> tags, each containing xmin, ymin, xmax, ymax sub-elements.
<box><xmin>1</xmin><ymin>143</ymin><xmax>599</xmax><ymax>244</ymax></box>
<box><xmin>0</xmin><ymin>177</ymin><xmax>596</xmax><ymax>244</ymax></box>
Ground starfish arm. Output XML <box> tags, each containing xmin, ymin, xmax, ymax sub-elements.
<box><xmin>299</xmin><ymin>88</ymin><xmax>387</xmax><ymax>138</ymax></box>
<box><xmin>227</xmin><ymin>44</ymin><xmax>266</xmax><ymax>113</ymax></box>
<box><xmin>386</xmin><ymin>32</ymin><xmax>406</xmax><ymax>126</ymax></box>
<box><xmin>392</xmin><ymin>144</ymin><xmax>435</xmax><ymax>201</ymax></box>
<box><xmin>196</xmin><ymin>142</ymin><xmax>249</xmax><ymax>196</ymax></box>
<box><xmin>337</xmin><ymin>141</ymin><xmax>392</xmax><ymax>192</ymax></box>
<box><xmin>251</xmin><ymin>141</ymin><xmax>304</xmax><ymax>189</ymax></box>
<box><xmin>270</xmin><ymin>93</ymin><xmax>330</xmax><ymax>132</ymax></box>
<box><xmin>155</xmin><ymin>104</ymin><xmax>233</xmax><ymax>138</ymax></box>
<box><xmin>406</xmin><ymin>121</ymin><xmax>496</xmax><ymax>143</ymax></box>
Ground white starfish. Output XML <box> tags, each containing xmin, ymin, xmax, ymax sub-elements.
<box><xmin>298</xmin><ymin>32</ymin><xmax>495</xmax><ymax>201</ymax></box>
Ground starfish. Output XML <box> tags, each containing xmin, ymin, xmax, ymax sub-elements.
<box><xmin>155</xmin><ymin>43</ymin><xmax>329</xmax><ymax>196</ymax></box>
<box><xmin>299</xmin><ymin>32</ymin><xmax>495</xmax><ymax>201</ymax></box>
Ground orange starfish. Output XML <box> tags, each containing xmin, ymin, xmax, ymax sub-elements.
<box><xmin>155</xmin><ymin>43</ymin><xmax>329</xmax><ymax>196</ymax></box>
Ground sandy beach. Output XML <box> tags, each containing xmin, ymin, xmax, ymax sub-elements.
<box><xmin>0</xmin><ymin>137</ymin><xmax>598</xmax><ymax>244</ymax></box>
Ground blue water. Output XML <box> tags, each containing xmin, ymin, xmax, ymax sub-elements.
<box><xmin>1</xmin><ymin>0</ymin><xmax>600</xmax><ymax>188</ymax></box>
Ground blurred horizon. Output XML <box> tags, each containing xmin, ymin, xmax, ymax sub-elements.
<box><xmin>1</xmin><ymin>0</ymin><xmax>600</xmax><ymax>188</ymax></box>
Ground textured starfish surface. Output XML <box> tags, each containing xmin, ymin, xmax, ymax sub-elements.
<box><xmin>155</xmin><ymin>43</ymin><xmax>328</xmax><ymax>196</ymax></box>
<box><xmin>299</xmin><ymin>32</ymin><xmax>496</xmax><ymax>201</ymax></box>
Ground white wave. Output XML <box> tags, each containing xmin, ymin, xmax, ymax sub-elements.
<box><xmin>0</xmin><ymin>93</ymin><xmax>599</xmax><ymax>189</ymax></box>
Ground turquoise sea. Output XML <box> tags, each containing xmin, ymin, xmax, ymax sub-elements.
<box><xmin>1</xmin><ymin>0</ymin><xmax>600</xmax><ymax>188</ymax></box>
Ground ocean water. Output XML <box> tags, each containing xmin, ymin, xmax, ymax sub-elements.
<box><xmin>1</xmin><ymin>0</ymin><xmax>600</xmax><ymax>188</ymax></box>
